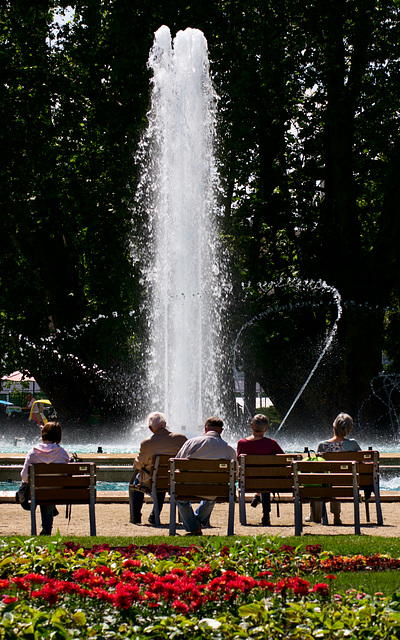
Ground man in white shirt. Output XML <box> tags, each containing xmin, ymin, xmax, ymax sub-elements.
<box><xmin>175</xmin><ymin>416</ymin><xmax>236</xmax><ymax>535</ymax></box>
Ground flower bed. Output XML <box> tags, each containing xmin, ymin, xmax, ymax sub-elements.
<box><xmin>0</xmin><ymin>537</ymin><xmax>399</xmax><ymax>638</ymax></box>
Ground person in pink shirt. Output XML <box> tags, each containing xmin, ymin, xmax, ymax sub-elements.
<box><xmin>21</xmin><ymin>422</ymin><xmax>70</xmax><ymax>535</ymax></box>
<box><xmin>237</xmin><ymin>413</ymin><xmax>284</xmax><ymax>526</ymax></box>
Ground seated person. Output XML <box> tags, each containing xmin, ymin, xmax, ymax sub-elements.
<box><xmin>131</xmin><ymin>412</ymin><xmax>187</xmax><ymax>525</ymax></box>
<box><xmin>20</xmin><ymin>421</ymin><xmax>70</xmax><ymax>535</ymax></box>
<box><xmin>175</xmin><ymin>417</ymin><xmax>236</xmax><ymax>535</ymax></box>
<box><xmin>307</xmin><ymin>412</ymin><xmax>361</xmax><ymax>525</ymax></box>
<box><xmin>237</xmin><ymin>413</ymin><xmax>284</xmax><ymax>526</ymax></box>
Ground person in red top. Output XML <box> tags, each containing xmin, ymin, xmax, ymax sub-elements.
<box><xmin>237</xmin><ymin>413</ymin><xmax>284</xmax><ymax>526</ymax></box>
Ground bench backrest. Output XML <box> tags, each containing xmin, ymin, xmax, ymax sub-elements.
<box><xmin>151</xmin><ymin>454</ymin><xmax>172</xmax><ymax>493</ymax></box>
<box><xmin>169</xmin><ymin>458</ymin><xmax>236</xmax><ymax>502</ymax></box>
<box><xmin>238</xmin><ymin>453</ymin><xmax>302</xmax><ymax>493</ymax></box>
<box><xmin>292</xmin><ymin>460</ymin><xmax>359</xmax><ymax>501</ymax></box>
<box><xmin>29</xmin><ymin>462</ymin><xmax>96</xmax><ymax>505</ymax></box>
<box><xmin>169</xmin><ymin>458</ymin><xmax>236</xmax><ymax>536</ymax></box>
<box><xmin>292</xmin><ymin>459</ymin><xmax>361</xmax><ymax>535</ymax></box>
<box><xmin>319</xmin><ymin>450</ymin><xmax>379</xmax><ymax>490</ymax></box>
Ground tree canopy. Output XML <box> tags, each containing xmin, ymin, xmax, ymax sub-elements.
<box><xmin>1</xmin><ymin>0</ymin><xmax>400</xmax><ymax>435</ymax></box>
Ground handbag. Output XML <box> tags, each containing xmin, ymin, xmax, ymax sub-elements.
<box><xmin>15</xmin><ymin>482</ymin><xmax>30</xmax><ymax>511</ymax></box>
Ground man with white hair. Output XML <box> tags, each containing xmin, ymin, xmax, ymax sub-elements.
<box><xmin>131</xmin><ymin>412</ymin><xmax>187</xmax><ymax>525</ymax></box>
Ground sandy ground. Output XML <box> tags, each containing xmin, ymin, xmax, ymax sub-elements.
<box><xmin>1</xmin><ymin>499</ymin><xmax>399</xmax><ymax>539</ymax></box>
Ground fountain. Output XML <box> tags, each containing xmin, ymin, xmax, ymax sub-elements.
<box><xmin>137</xmin><ymin>26</ymin><xmax>229</xmax><ymax>433</ymax></box>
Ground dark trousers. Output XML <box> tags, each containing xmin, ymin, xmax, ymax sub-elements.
<box><xmin>40</xmin><ymin>505</ymin><xmax>56</xmax><ymax>534</ymax></box>
<box><xmin>132</xmin><ymin>489</ymin><xmax>166</xmax><ymax>520</ymax></box>
<box><xmin>261</xmin><ymin>492</ymin><xmax>271</xmax><ymax>515</ymax></box>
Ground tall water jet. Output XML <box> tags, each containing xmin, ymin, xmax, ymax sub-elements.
<box><xmin>139</xmin><ymin>26</ymin><xmax>228</xmax><ymax>431</ymax></box>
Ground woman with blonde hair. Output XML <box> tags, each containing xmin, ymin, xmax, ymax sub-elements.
<box><xmin>307</xmin><ymin>412</ymin><xmax>361</xmax><ymax>525</ymax></box>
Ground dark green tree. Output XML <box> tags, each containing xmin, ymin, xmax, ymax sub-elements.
<box><xmin>0</xmin><ymin>0</ymin><xmax>158</xmax><ymax>422</ymax></box>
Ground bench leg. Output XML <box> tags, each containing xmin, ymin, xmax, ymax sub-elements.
<box><xmin>89</xmin><ymin>500</ymin><xmax>96</xmax><ymax>536</ymax></box>
<box><xmin>30</xmin><ymin>501</ymin><xmax>37</xmax><ymax>536</ymax></box>
<box><xmin>228</xmin><ymin>497</ymin><xmax>234</xmax><ymax>536</ymax></box>
<box><xmin>354</xmin><ymin>499</ymin><xmax>361</xmax><ymax>535</ymax></box>
<box><xmin>365</xmin><ymin>499</ymin><xmax>371</xmax><ymax>523</ymax></box>
<box><xmin>294</xmin><ymin>498</ymin><xmax>302</xmax><ymax>536</ymax></box>
<box><xmin>169</xmin><ymin>494</ymin><xmax>176</xmax><ymax>536</ymax></box>
<box><xmin>128</xmin><ymin>485</ymin><xmax>135</xmax><ymax>523</ymax></box>
<box><xmin>152</xmin><ymin>487</ymin><xmax>161</xmax><ymax>527</ymax></box>
<box><xmin>374</xmin><ymin>489</ymin><xmax>383</xmax><ymax>525</ymax></box>
<box><xmin>239</xmin><ymin>489</ymin><xmax>246</xmax><ymax>526</ymax></box>
<box><xmin>322</xmin><ymin>502</ymin><xmax>329</xmax><ymax>526</ymax></box>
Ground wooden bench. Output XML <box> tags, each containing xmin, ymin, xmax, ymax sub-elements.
<box><xmin>320</xmin><ymin>450</ymin><xmax>383</xmax><ymax>525</ymax></box>
<box><xmin>29</xmin><ymin>462</ymin><xmax>96</xmax><ymax>536</ymax></box>
<box><xmin>292</xmin><ymin>460</ymin><xmax>360</xmax><ymax>535</ymax></box>
<box><xmin>169</xmin><ymin>458</ymin><xmax>236</xmax><ymax>536</ymax></box>
<box><xmin>238</xmin><ymin>453</ymin><xmax>302</xmax><ymax>525</ymax></box>
<box><xmin>128</xmin><ymin>454</ymin><xmax>171</xmax><ymax>526</ymax></box>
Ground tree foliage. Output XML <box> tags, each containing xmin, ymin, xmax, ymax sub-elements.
<box><xmin>1</xmin><ymin>0</ymin><xmax>400</xmax><ymax>433</ymax></box>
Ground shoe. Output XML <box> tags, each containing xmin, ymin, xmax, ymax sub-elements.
<box><xmin>185</xmin><ymin>528</ymin><xmax>202</xmax><ymax>536</ymax></box>
<box><xmin>39</xmin><ymin>530</ymin><xmax>51</xmax><ymax>536</ymax></box>
<box><xmin>148</xmin><ymin>514</ymin><xmax>156</xmax><ymax>525</ymax></box>
<box><xmin>251</xmin><ymin>495</ymin><xmax>261</xmax><ymax>508</ymax></box>
<box><xmin>261</xmin><ymin>515</ymin><xmax>271</xmax><ymax>526</ymax></box>
<box><xmin>305</xmin><ymin>515</ymin><xmax>321</xmax><ymax>524</ymax></box>
<box><xmin>333</xmin><ymin>517</ymin><xmax>342</xmax><ymax>526</ymax></box>
<box><xmin>131</xmin><ymin>516</ymin><xmax>142</xmax><ymax>524</ymax></box>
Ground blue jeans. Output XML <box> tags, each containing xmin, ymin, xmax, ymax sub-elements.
<box><xmin>177</xmin><ymin>499</ymin><xmax>215</xmax><ymax>532</ymax></box>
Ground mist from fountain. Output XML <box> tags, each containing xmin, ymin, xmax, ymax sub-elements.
<box><xmin>138</xmin><ymin>26</ymin><xmax>229</xmax><ymax>434</ymax></box>
<box><xmin>233</xmin><ymin>279</ymin><xmax>342</xmax><ymax>430</ymax></box>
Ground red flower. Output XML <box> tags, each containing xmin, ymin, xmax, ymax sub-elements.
<box><xmin>172</xmin><ymin>599</ymin><xmax>189</xmax><ymax>613</ymax></box>
<box><xmin>94</xmin><ymin>565</ymin><xmax>115</xmax><ymax>577</ymax></box>
<box><xmin>192</xmin><ymin>565</ymin><xmax>212</xmax><ymax>583</ymax></box>
<box><xmin>123</xmin><ymin>559</ymin><xmax>142</xmax><ymax>569</ymax></box>
<box><xmin>90</xmin><ymin>587</ymin><xmax>115</xmax><ymax>604</ymax></box>
<box><xmin>257</xmin><ymin>571</ymin><xmax>273</xmax><ymax>578</ymax></box>
<box><xmin>170</xmin><ymin>567</ymin><xmax>186</xmax><ymax>577</ymax></box>
<box><xmin>2</xmin><ymin>595</ymin><xmax>18</xmax><ymax>604</ymax></box>
<box><xmin>0</xmin><ymin>579</ymin><xmax>10</xmax><ymax>591</ymax></box>
<box><xmin>113</xmin><ymin>583</ymin><xmax>141</xmax><ymax>609</ymax></box>
<box><xmin>11</xmin><ymin>577</ymin><xmax>30</xmax><ymax>591</ymax></box>
<box><xmin>289</xmin><ymin>577</ymin><xmax>310</xmax><ymax>596</ymax></box>
<box><xmin>305</xmin><ymin>544</ymin><xmax>322</xmax><ymax>555</ymax></box>
<box><xmin>280</xmin><ymin>545</ymin><xmax>295</xmax><ymax>555</ymax></box>
<box><xmin>32</xmin><ymin>583</ymin><xmax>59</xmax><ymax>605</ymax></box>
<box><xmin>23</xmin><ymin>574</ymin><xmax>46</xmax><ymax>584</ymax></box>
<box><xmin>312</xmin><ymin>583</ymin><xmax>330</xmax><ymax>597</ymax></box>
